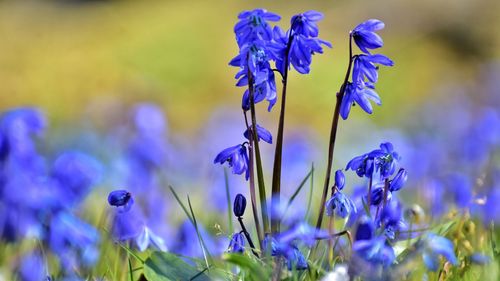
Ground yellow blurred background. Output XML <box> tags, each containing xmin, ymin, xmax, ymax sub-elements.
<box><xmin>1</xmin><ymin>0</ymin><xmax>499</xmax><ymax>135</ymax></box>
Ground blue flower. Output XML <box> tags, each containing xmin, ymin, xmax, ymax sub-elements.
<box><xmin>18</xmin><ymin>252</ymin><xmax>48</xmax><ymax>281</ymax></box>
<box><xmin>340</xmin><ymin>81</ymin><xmax>381</xmax><ymax>120</ymax></box>
<box><xmin>234</xmin><ymin>9</ymin><xmax>280</xmax><ymax>46</ymax></box>
<box><xmin>227</xmin><ymin>232</ymin><xmax>246</xmax><ymax>253</ymax></box>
<box><xmin>346</xmin><ymin>152</ymin><xmax>375</xmax><ymax>178</ymax></box>
<box><xmin>108</xmin><ymin>190</ymin><xmax>134</xmax><ymax>212</ymax></box>
<box><xmin>352</xmin><ymin>54</ymin><xmax>394</xmax><ymax>83</ymax></box>
<box><xmin>214</xmin><ymin>144</ymin><xmax>250</xmax><ymax>180</ymax></box>
<box><xmin>355</xmin><ymin>216</ymin><xmax>375</xmax><ymax>241</ymax></box>
<box><xmin>334</xmin><ymin>169</ymin><xmax>346</xmax><ymax>190</ymax></box>
<box><xmin>389</xmin><ymin>168</ymin><xmax>407</xmax><ymax>192</ymax></box>
<box><xmin>271</xmin><ymin>26</ymin><xmax>331</xmax><ymax>75</ymax></box>
<box><xmin>290</xmin><ymin>10</ymin><xmax>323</xmax><ymax>37</ymax></box>
<box><xmin>286</xmin><ymin>245</ymin><xmax>308</xmax><ymax>270</ymax></box>
<box><xmin>244</xmin><ymin>123</ymin><xmax>273</xmax><ymax>144</ymax></box>
<box><xmin>241</xmin><ymin>79</ymin><xmax>277</xmax><ymax>112</ymax></box>
<box><xmin>325</xmin><ymin>192</ymin><xmax>357</xmax><ymax>218</ymax></box>
<box><xmin>368</xmin><ymin>186</ymin><xmax>392</xmax><ymax>206</ymax></box>
<box><xmin>422</xmin><ymin>234</ymin><xmax>458</xmax><ymax>271</ymax></box>
<box><xmin>52</xmin><ymin>151</ymin><xmax>102</xmax><ymax>207</ymax></box>
<box><xmin>352</xmin><ymin>19</ymin><xmax>385</xmax><ymax>54</ymax></box>
<box><xmin>262</xmin><ymin>234</ymin><xmax>279</xmax><ymax>256</ymax></box>
<box><xmin>378</xmin><ymin>201</ymin><xmax>404</xmax><ymax>240</ymax></box>
<box><xmin>353</xmin><ymin>237</ymin><xmax>395</xmax><ymax>267</ymax></box>
<box><xmin>371</xmin><ymin>142</ymin><xmax>401</xmax><ymax>179</ymax></box>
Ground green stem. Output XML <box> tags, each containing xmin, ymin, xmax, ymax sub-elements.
<box><xmin>244</xmin><ymin>111</ymin><xmax>264</xmax><ymax>246</ymax></box>
<box><xmin>271</xmin><ymin>34</ymin><xmax>294</xmax><ymax>234</ymax></box>
<box><xmin>247</xmin><ymin>67</ymin><xmax>270</xmax><ymax>234</ymax></box>
<box><xmin>315</xmin><ymin>34</ymin><xmax>354</xmax><ymax>231</ymax></box>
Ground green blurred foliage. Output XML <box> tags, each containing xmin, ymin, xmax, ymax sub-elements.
<box><xmin>1</xmin><ymin>0</ymin><xmax>498</xmax><ymax>135</ymax></box>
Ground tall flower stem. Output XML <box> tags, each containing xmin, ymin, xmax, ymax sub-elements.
<box><xmin>247</xmin><ymin>68</ymin><xmax>270</xmax><ymax>234</ymax></box>
<box><xmin>315</xmin><ymin>34</ymin><xmax>354</xmax><ymax>231</ymax></box>
<box><xmin>238</xmin><ymin>217</ymin><xmax>259</xmax><ymax>257</ymax></box>
<box><xmin>243</xmin><ymin>112</ymin><xmax>264</xmax><ymax>246</ymax></box>
<box><xmin>271</xmin><ymin>34</ymin><xmax>294</xmax><ymax>234</ymax></box>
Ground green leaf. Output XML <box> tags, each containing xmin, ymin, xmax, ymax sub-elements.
<box><xmin>223</xmin><ymin>253</ymin><xmax>270</xmax><ymax>280</ymax></box>
<box><xmin>144</xmin><ymin>251</ymin><xmax>210</xmax><ymax>281</ymax></box>
<box><xmin>282</xmin><ymin>165</ymin><xmax>313</xmax><ymax>221</ymax></box>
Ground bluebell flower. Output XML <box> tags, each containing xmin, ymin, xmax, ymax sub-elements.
<box><xmin>262</xmin><ymin>234</ymin><xmax>279</xmax><ymax>256</ymax></box>
<box><xmin>340</xmin><ymin>81</ymin><xmax>381</xmax><ymax>120</ymax></box>
<box><xmin>371</xmin><ymin>142</ymin><xmax>401</xmax><ymax>179</ymax></box>
<box><xmin>0</xmin><ymin>107</ymin><xmax>45</xmax><ymax>162</ymax></box>
<box><xmin>227</xmin><ymin>232</ymin><xmax>246</xmax><ymax>253</ymax></box>
<box><xmin>335</xmin><ymin>169</ymin><xmax>345</xmax><ymax>190</ymax></box>
<box><xmin>290</xmin><ymin>10</ymin><xmax>323</xmax><ymax>37</ymax></box>
<box><xmin>286</xmin><ymin>245</ymin><xmax>308</xmax><ymax>270</ymax></box>
<box><xmin>108</xmin><ymin>190</ymin><xmax>134</xmax><ymax>212</ymax></box>
<box><xmin>346</xmin><ymin>152</ymin><xmax>375</xmax><ymax>178</ymax></box>
<box><xmin>214</xmin><ymin>144</ymin><xmax>250</xmax><ymax>180</ymax></box>
<box><xmin>277</xmin><ymin>222</ymin><xmax>328</xmax><ymax>247</ymax></box>
<box><xmin>368</xmin><ymin>186</ymin><xmax>392</xmax><ymax>206</ymax></box>
<box><xmin>389</xmin><ymin>168</ymin><xmax>407</xmax><ymax>192</ymax></box>
<box><xmin>271</xmin><ymin>25</ymin><xmax>331</xmax><ymax>75</ymax></box>
<box><xmin>422</xmin><ymin>234</ymin><xmax>458</xmax><ymax>271</ymax></box>
<box><xmin>18</xmin><ymin>252</ymin><xmax>47</xmax><ymax>281</ymax></box>
<box><xmin>241</xmin><ymin>79</ymin><xmax>277</xmax><ymax>111</ymax></box>
<box><xmin>353</xmin><ymin>237</ymin><xmax>395</xmax><ymax>267</ymax></box>
<box><xmin>325</xmin><ymin>192</ymin><xmax>357</xmax><ymax>219</ymax></box>
<box><xmin>52</xmin><ymin>151</ymin><xmax>102</xmax><ymax>207</ymax></box>
<box><xmin>233</xmin><ymin>193</ymin><xmax>247</xmax><ymax>217</ymax></box>
<box><xmin>49</xmin><ymin>213</ymin><xmax>100</xmax><ymax>270</ymax></box>
<box><xmin>352</xmin><ymin>19</ymin><xmax>385</xmax><ymax>54</ymax></box>
<box><xmin>355</xmin><ymin>216</ymin><xmax>375</xmax><ymax>241</ymax></box>
<box><xmin>234</xmin><ymin>9</ymin><xmax>280</xmax><ymax>46</ymax></box>
<box><xmin>378</xmin><ymin>201</ymin><xmax>404</xmax><ymax>240</ymax></box>
<box><xmin>243</xmin><ymin>123</ymin><xmax>273</xmax><ymax>144</ymax></box>
<box><xmin>352</xmin><ymin>54</ymin><xmax>394</xmax><ymax>83</ymax></box>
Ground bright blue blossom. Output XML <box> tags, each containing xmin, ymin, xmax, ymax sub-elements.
<box><xmin>340</xmin><ymin>81</ymin><xmax>382</xmax><ymax>120</ymax></box>
<box><xmin>234</xmin><ymin>9</ymin><xmax>280</xmax><ymax>46</ymax></box>
<box><xmin>355</xmin><ymin>216</ymin><xmax>375</xmax><ymax>241</ymax></box>
<box><xmin>353</xmin><ymin>237</ymin><xmax>395</xmax><ymax>267</ymax></box>
<box><xmin>244</xmin><ymin>123</ymin><xmax>273</xmax><ymax>144</ymax></box>
<box><xmin>422</xmin><ymin>234</ymin><xmax>458</xmax><ymax>271</ymax></box>
<box><xmin>290</xmin><ymin>11</ymin><xmax>323</xmax><ymax>37</ymax></box>
<box><xmin>227</xmin><ymin>232</ymin><xmax>245</xmax><ymax>253</ymax></box>
<box><xmin>214</xmin><ymin>144</ymin><xmax>250</xmax><ymax>180</ymax></box>
<box><xmin>325</xmin><ymin>191</ymin><xmax>357</xmax><ymax>218</ymax></box>
<box><xmin>378</xmin><ymin>201</ymin><xmax>404</xmax><ymax>239</ymax></box>
<box><xmin>368</xmin><ymin>186</ymin><xmax>392</xmax><ymax>206</ymax></box>
<box><xmin>371</xmin><ymin>142</ymin><xmax>401</xmax><ymax>179</ymax></box>
<box><xmin>346</xmin><ymin>152</ymin><xmax>375</xmax><ymax>178</ymax></box>
<box><xmin>352</xmin><ymin>19</ymin><xmax>385</xmax><ymax>54</ymax></box>
<box><xmin>286</xmin><ymin>245</ymin><xmax>308</xmax><ymax>270</ymax></box>
<box><xmin>353</xmin><ymin>54</ymin><xmax>394</xmax><ymax>83</ymax></box>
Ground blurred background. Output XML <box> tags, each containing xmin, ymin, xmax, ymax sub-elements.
<box><xmin>1</xmin><ymin>0</ymin><xmax>500</xmax><ymax>279</ymax></box>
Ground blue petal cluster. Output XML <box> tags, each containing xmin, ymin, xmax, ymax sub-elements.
<box><xmin>214</xmin><ymin>144</ymin><xmax>250</xmax><ymax>180</ymax></box>
<box><xmin>341</xmin><ymin>20</ymin><xmax>393</xmax><ymax>119</ymax></box>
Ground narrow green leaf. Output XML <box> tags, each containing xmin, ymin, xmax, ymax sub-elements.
<box><xmin>187</xmin><ymin>196</ymin><xmax>213</xmax><ymax>268</ymax></box>
<box><xmin>168</xmin><ymin>185</ymin><xmax>194</xmax><ymax>223</ymax></box>
<box><xmin>144</xmin><ymin>251</ymin><xmax>210</xmax><ymax>281</ymax></box>
<box><xmin>223</xmin><ymin>253</ymin><xmax>270</xmax><ymax>281</ymax></box>
<box><xmin>224</xmin><ymin>168</ymin><xmax>234</xmax><ymax>234</ymax></box>
<box><xmin>282</xmin><ymin>166</ymin><xmax>313</xmax><ymax>221</ymax></box>
<box><xmin>305</xmin><ymin>163</ymin><xmax>315</xmax><ymax>221</ymax></box>
<box><xmin>128</xmin><ymin>258</ymin><xmax>134</xmax><ymax>281</ymax></box>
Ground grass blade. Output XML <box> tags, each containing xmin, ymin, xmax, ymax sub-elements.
<box><xmin>305</xmin><ymin>163</ymin><xmax>315</xmax><ymax>221</ymax></box>
<box><xmin>187</xmin><ymin>196</ymin><xmax>213</xmax><ymax>269</ymax></box>
<box><xmin>168</xmin><ymin>185</ymin><xmax>194</xmax><ymax>223</ymax></box>
<box><xmin>224</xmin><ymin>168</ymin><xmax>234</xmax><ymax>234</ymax></box>
<box><xmin>281</xmin><ymin>165</ymin><xmax>313</xmax><ymax>221</ymax></box>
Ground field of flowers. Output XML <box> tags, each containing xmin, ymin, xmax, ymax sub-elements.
<box><xmin>0</xmin><ymin>1</ymin><xmax>499</xmax><ymax>281</ymax></box>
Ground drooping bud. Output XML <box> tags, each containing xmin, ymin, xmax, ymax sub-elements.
<box><xmin>355</xmin><ymin>215</ymin><xmax>375</xmax><ymax>241</ymax></box>
<box><xmin>233</xmin><ymin>193</ymin><xmax>247</xmax><ymax>217</ymax></box>
<box><xmin>389</xmin><ymin>168</ymin><xmax>407</xmax><ymax>192</ymax></box>
<box><xmin>108</xmin><ymin>190</ymin><xmax>134</xmax><ymax>212</ymax></box>
<box><xmin>335</xmin><ymin>169</ymin><xmax>345</xmax><ymax>190</ymax></box>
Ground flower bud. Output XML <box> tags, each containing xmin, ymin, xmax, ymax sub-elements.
<box><xmin>335</xmin><ymin>169</ymin><xmax>345</xmax><ymax>190</ymax></box>
<box><xmin>108</xmin><ymin>190</ymin><xmax>134</xmax><ymax>212</ymax></box>
<box><xmin>233</xmin><ymin>194</ymin><xmax>247</xmax><ymax>217</ymax></box>
<box><xmin>389</xmin><ymin>168</ymin><xmax>407</xmax><ymax>192</ymax></box>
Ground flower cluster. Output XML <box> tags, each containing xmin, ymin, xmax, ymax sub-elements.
<box><xmin>341</xmin><ymin>20</ymin><xmax>394</xmax><ymax>119</ymax></box>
